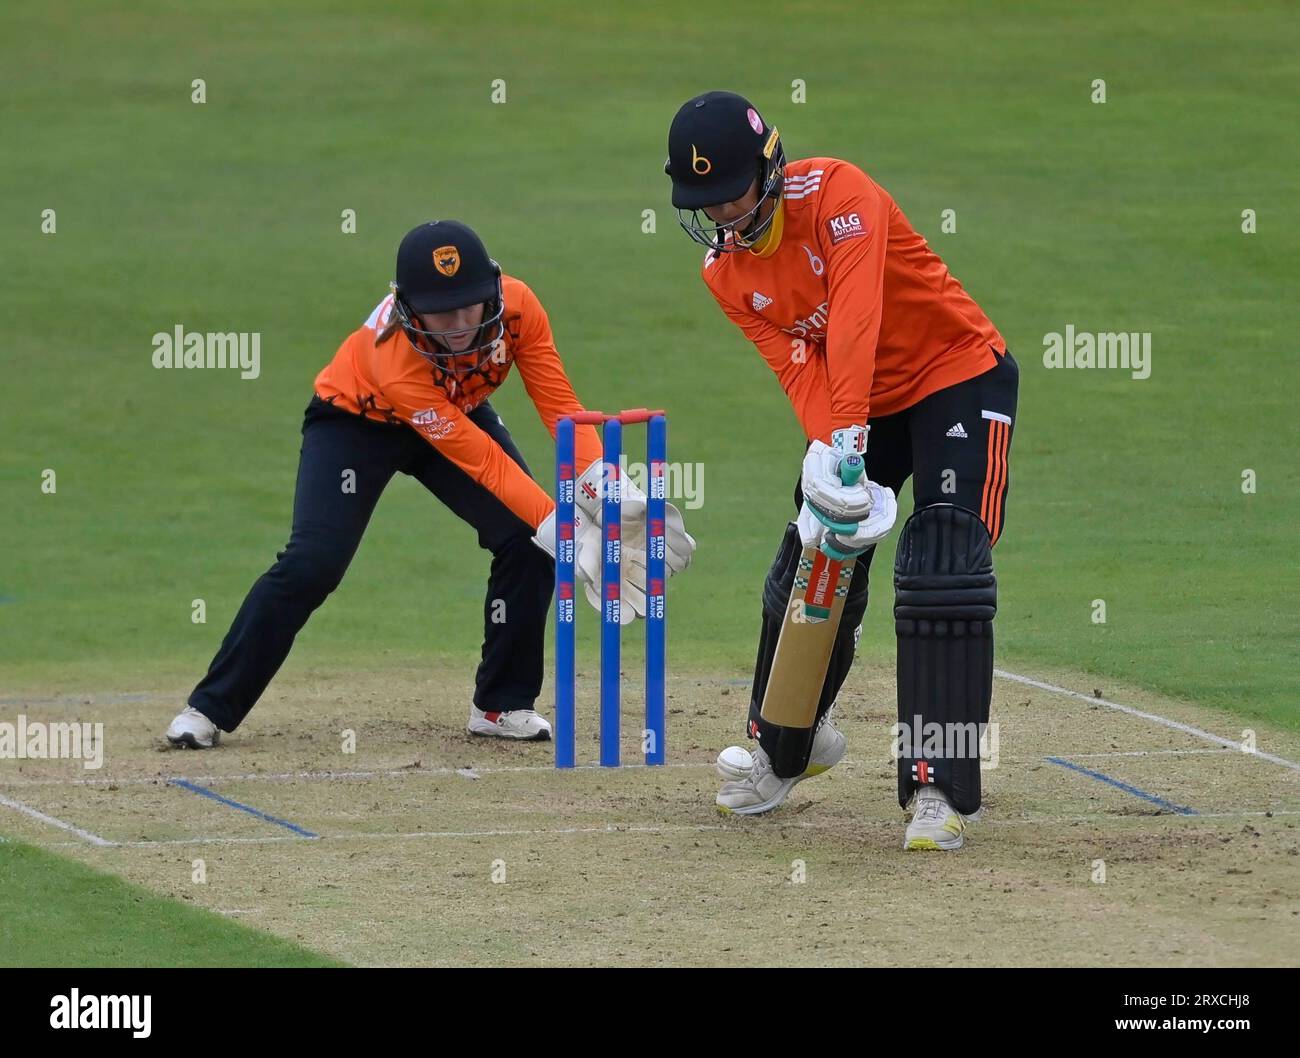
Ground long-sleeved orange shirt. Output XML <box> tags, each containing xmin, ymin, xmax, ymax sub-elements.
<box><xmin>702</xmin><ymin>157</ymin><xmax>1005</xmax><ymax>441</ymax></box>
<box><xmin>314</xmin><ymin>275</ymin><xmax>600</xmax><ymax>528</ymax></box>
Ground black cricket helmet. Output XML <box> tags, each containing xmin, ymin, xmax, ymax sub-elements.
<box><xmin>664</xmin><ymin>91</ymin><xmax>785</xmax><ymax>253</ymax></box>
<box><xmin>390</xmin><ymin>220</ymin><xmax>505</xmax><ymax>382</ymax></box>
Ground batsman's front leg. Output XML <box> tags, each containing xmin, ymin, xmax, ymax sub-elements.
<box><xmin>715</xmin><ymin>522</ymin><xmax>869</xmax><ymax>815</ymax></box>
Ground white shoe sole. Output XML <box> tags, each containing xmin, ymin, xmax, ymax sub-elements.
<box><xmin>717</xmin><ymin>773</ymin><xmax>801</xmax><ymax>816</ymax></box>
<box><xmin>904</xmin><ymin>812</ymin><xmax>967</xmax><ymax>850</ymax></box>
<box><xmin>903</xmin><ymin>831</ymin><xmax>965</xmax><ymax>851</ymax></box>
<box><xmin>716</xmin><ymin>734</ymin><xmax>847</xmax><ymax>817</ymax></box>
<box><xmin>166</xmin><ymin>731</ymin><xmax>218</xmax><ymax>750</ymax></box>
<box><xmin>466</xmin><ymin>718</ymin><xmax>552</xmax><ymax>741</ymax></box>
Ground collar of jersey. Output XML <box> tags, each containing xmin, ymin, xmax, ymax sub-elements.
<box><xmin>746</xmin><ymin>198</ymin><xmax>785</xmax><ymax>258</ymax></box>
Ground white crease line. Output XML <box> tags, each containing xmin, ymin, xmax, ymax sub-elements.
<box><xmin>0</xmin><ymin>791</ymin><xmax>116</xmax><ymax>846</ymax></box>
<box><xmin>25</xmin><ymin>808</ymin><xmax>1300</xmax><ymax>850</ymax></box>
<box><xmin>1055</xmin><ymin>748</ymin><xmax>1236</xmax><ymax>760</ymax></box>
<box><xmin>996</xmin><ymin>669</ymin><xmax>1300</xmax><ymax>773</ymax></box>
<box><xmin>0</xmin><ymin>743</ymin><xmax>1284</xmax><ymax>791</ymax></box>
<box><xmin>0</xmin><ymin>761</ymin><xmax>720</xmax><ymax>789</ymax></box>
<box><xmin>0</xmin><ymin>693</ymin><xmax>157</xmax><ymax>706</ymax></box>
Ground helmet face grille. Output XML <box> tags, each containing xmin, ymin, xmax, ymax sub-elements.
<box><xmin>676</xmin><ymin>144</ymin><xmax>786</xmax><ymax>254</ymax></box>
<box><xmin>391</xmin><ymin>276</ymin><xmax>508</xmax><ymax>385</ymax></box>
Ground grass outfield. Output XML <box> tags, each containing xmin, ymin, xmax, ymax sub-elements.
<box><xmin>0</xmin><ymin>838</ymin><xmax>340</xmax><ymax>966</ymax></box>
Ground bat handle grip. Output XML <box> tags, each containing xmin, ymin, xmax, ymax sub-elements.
<box><xmin>838</xmin><ymin>453</ymin><xmax>865</xmax><ymax>486</ymax></box>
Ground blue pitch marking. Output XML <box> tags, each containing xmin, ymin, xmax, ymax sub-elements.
<box><xmin>168</xmin><ymin>779</ymin><xmax>320</xmax><ymax>837</ymax></box>
<box><xmin>1045</xmin><ymin>757</ymin><xmax>1198</xmax><ymax>815</ymax></box>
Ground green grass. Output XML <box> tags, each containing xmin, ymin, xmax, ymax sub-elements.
<box><xmin>0</xmin><ymin>838</ymin><xmax>340</xmax><ymax>966</ymax></box>
<box><xmin>1</xmin><ymin>0</ymin><xmax>1296</xmax><ymax>734</ymax></box>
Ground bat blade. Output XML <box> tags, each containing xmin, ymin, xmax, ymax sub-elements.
<box><xmin>760</xmin><ymin>546</ymin><xmax>856</xmax><ymax>728</ymax></box>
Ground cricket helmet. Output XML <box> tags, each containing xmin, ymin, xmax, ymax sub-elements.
<box><xmin>664</xmin><ymin>91</ymin><xmax>785</xmax><ymax>253</ymax></box>
<box><xmin>390</xmin><ymin>220</ymin><xmax>505</xmax><ymax>382</ymax></box>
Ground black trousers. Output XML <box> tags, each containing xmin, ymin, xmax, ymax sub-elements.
<box><xmin>822</xmin><ymin>350</ymin><xmax>1020</xmax><ymax>537</ymax></box>
<box><xmin>190</xmin><ymin>396</ymin><xmax>553</xmax><ymax>731</ymax></box>
<box><xmin>752</xmin><ymin>351</ymin><xmax>1020</xmax><ymax>741</ymax></box>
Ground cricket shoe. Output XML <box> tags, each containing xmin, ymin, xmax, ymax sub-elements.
<box><xmin>467</xmin><ymin>706</ymin><xmax>553</xmax><ymax>741</ymax></box>
<box><xmin>903</xmin><ymin>785</ymin><xmax>968</xmax><ymax>851</ymax></box>
<box><xmin>715</xmin><ymin>720</ymin><xmax>847</xmax><ymax>816</ymax></box>
<box><xmin>165</xmin><ymin>707</ymin><xmax>221</xmax><ymax>749</ymax></box>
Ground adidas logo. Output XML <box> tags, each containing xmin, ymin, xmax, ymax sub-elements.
<box><xmin>751</xmin><ymin>291</ymin><xmax>773</xmax><ymax>311</ymax></box>
<box><xmin>946</xmin><ymin>422</ymin><xmax>968</xmax><ymax>439</ymax></box>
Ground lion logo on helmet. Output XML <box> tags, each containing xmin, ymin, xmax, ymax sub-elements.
<box><xmin>433</xmin><ymin>245</ymin><xmax>461</xmax><ymax>277</ymax></box>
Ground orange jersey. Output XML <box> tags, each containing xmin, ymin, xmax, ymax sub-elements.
<box><xmin>314</xmin><ymin>275</ymin><xmax>601</xmax><ymax>529</ymax></box>
<box><xmin>702</xmin><ymin>157</ymin><xmax>1005</xmax><ymax>439</ymax></box>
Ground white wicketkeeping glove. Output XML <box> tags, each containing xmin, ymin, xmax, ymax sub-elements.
<box><xmin>534</xmin><ymin>505</ymin><xmax>649</xmax><ymax>625</ymax></box>
<box><xmin>579</xmin><ymin>541</ymin><xmax>647</xmax><ymax>625</ymax></box>
<box><xmin>533</xmin><ymin>507</ymin><xmax>605</xmax><ymax>616</ymax></box>
<box><xmin>573</xmin><ymin>458</ymin><xmax>697</xmax><ymax>575</ymax></box>
<box><xmin>573</xmin><ymin>458</ymin><xmax>607</xmax><ymax>521</ymax></box>
<box><xmin>618</xmin><ymin>476</ymin><xmax>697</xmax><ymax>575</ymax></box>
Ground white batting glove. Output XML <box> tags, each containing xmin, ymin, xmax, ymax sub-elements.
<box><xmin>801</xmin><ymin>440</ymin><xmax>874</xmax><ymax>524</ymax></box>
<box><xmin>825</xmin><ymin>483</ymin><xmax>897</xmax><ymax>555</ymax></box>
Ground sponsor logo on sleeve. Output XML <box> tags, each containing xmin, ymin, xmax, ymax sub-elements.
<box><xmin>410</xmin><ymin>408</ymin><xmax>456</xmax><ymax>439</ymax></box>
<box><xmin>827</xmin><ymin>212</ymin><xmax>866</xmax><ymax>245</ymax></box>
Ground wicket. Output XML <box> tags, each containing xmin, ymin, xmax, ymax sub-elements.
<box><xmin>555</xmin><ymin>409</ymin><xmax>668</xmax><ymax>768</ymax></box>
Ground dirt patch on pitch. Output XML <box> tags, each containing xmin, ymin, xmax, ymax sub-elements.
<box><xmin>1</xmin><ymin>662</ymin><xmax>1298</xmax><ymax>965</ymax></box>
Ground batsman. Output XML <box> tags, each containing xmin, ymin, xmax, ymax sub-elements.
<box><xmin>665</xmin><ymin>92</ymin><xmax>1018</xmax><ymax>849</ymax></box>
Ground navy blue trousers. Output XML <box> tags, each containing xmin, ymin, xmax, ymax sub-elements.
<box><xmin>190</xmin><ymin>396</ymin><xmax>553</xmax><ymax>731</ymax></box>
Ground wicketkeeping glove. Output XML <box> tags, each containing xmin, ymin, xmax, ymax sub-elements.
<box><xmin>532</xmin><ymin>507</ymin><xmax>605</xmax><ymax>615</ymax></box>
<box><xmin>573</xmin><ymin>458</ymin><xmax>697</xmax><ymax>574</ymax></box>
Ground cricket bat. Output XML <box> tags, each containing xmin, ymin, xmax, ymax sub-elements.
<box><xmin>760</xmin><ymin>454</ymin><xmax>864</xmax><ymax>730</ymax></box>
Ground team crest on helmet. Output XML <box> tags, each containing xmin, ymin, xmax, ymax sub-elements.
<box><xmin>691</xmin><ymin>145</ymin><xmax>711</xmax><ymax>175</ymax></box>
<box><xmin>433</xmin><ymin>245</ymin><xmax>461</xmax><ymax>276</ymax></box>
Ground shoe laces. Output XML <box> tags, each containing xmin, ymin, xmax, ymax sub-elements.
<box><xmin>915</xmin><ymin>789</ymin><xmax>949</xmax><ymax>824</ymax></box>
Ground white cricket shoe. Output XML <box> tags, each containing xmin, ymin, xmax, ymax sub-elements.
<box><xmin>903</xmin><ymin>785</ymin><xmax>967</xmax><ymax>850</ymax></box>
<box><xmin>165</xmin><ymin>707</ymin><xmax>221</xmax><ymax>749</ymax></box>
<box><xmin>467</xmin><ymin>706</ymin><xmax>553</xmax><ymax>741</ymax></box>
<box><xmin>715</xmin><ymin>719</ymin><xmax>847</xmax><ymax>816</ymax></box>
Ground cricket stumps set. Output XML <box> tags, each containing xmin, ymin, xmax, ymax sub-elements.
<box><xmin>555</xmin><ymin>409</ymin><xmax>667</xmax><ymax>768</ymax></box>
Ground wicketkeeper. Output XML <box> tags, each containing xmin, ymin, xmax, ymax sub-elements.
<box><xmin>166</xmin><ymin>220</ymin><xmax>695</xmax><ymax>749</ymax></box>
<box><xmin>665</xmin><ymin>92</ymin><xmax>1017</xmax><ymax>849</ymax></box>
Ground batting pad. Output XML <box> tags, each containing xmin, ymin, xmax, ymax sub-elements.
<box><xmin>894</xmin><ymin>504</ymin><xmax>997</xmax><ymax>816</ymax></box>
